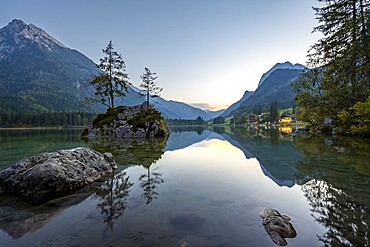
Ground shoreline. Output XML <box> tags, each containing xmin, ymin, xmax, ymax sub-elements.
<box><xmin>0</xmin><ymin>126</ymin><xmax>86</xmax><ymax>130</ymax></box>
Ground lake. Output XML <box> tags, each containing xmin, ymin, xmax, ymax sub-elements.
<box><xmin>0</xmin><ymin>127</ymin><xmax>369</xmax><ymax>246</ymax></box>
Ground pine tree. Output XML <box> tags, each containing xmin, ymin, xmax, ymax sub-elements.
<box><xmin>87</xmin><ymin>41</ymin><xmax>130</xmax><ymax>109</ymax></box>
<box><xmin>308</xmin><ymin>0</ymin><xmax>369</xmax><ymax>112</ymax></box>
<box><xmin>295</xmin><ymin>0</ymin><xmax>370</xmax><ymax>130</ymax></box>
<box><xmin>269</xmin><ymin>100</ymin><xmax>279</xmax><ymax>123</ymax></box>
<box><xmin>140</xmin><ymin>68</ymin><xmax>162</xmax><ymax>107</ymax></box>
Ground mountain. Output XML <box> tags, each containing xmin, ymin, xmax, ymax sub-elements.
<box><xmin>257</xmin><ymin>61</ymin><xmax>304</xmax><ymax>87</ymax></box>
<box><xmin>0</xmin><ymin>19</ymin><xmax>213</xmax><ymax>120</ymax></box>
<box><xmin>205</xmin><ymin>109</ymin><xmax>225</xmax><ymax>119</ymax></box>
<box><xmin>219</xmin><ymin>90</ymin><xmax>253</xmax><ymax>117</ymax></box>
<box><xmin>222</xmin><ymin>62</ymin><xmax>304</xmax><ymax>117</ymax></box>
<box><xmin>233</xmin><ymin>68</ymin><xmax>303</xmax><ymax>116</ymax></box>
<box><xmin>0</xmin><ymin>19</ymin><xmax>99</xmax><ymax>112</ymax></box>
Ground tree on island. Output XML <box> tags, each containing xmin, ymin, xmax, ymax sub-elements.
<box><xmin>87</xmin><ymin>41</ymin><xmax>130</xmax><ymax>109</ymax></box>
<box><xmin>140</xmin><ymin>67</ymin><xmax>162</xmax><ymax>107</ymax></box>
<box><xmin>294</xmin><ymin>0</ymin><xmax>369</xmax><ymax>134</ymax></box>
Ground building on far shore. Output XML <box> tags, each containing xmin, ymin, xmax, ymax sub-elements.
<box><xmin>279</xmin><ymin>114</ymin><xmax>296</xmax><ymax>124</ymax></box>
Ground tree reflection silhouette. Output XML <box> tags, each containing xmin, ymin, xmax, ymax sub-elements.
<box><xmin>302</xmin><ymin>179</ymin><xmax>368</xmax><ymax>246</ymax></box>
<box><xmin>139</xmin><ymin>166</ymin><xmax>164</xmax><ymax>205</ymax></box>
<box><xmin>86</xmin><ymin>137</ymin><xmax>167</xmax><ymax>206</ymax></box>
<box><xmin>93</xmin><ymin>171</ymin><xmax>133</xmax><ymax>231</ymax></box>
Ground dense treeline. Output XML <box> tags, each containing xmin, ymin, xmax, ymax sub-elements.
<box><xmin>166</xmin><ymin>116</ymin><xmax>207</xmax><ymax>126</ymax></box>
<box><xmin>0</xmin><ymin>111</ymin><xmax>96</xmax><ymax>127</ymax></box>
<box><xmin>294</xmin><ymin>0</ymin><xmax>370</xmax><ymax>136</ymax></box>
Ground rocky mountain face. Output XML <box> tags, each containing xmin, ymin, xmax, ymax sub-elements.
<box><xmin>257</xmin><ymin>62</ymin><xmax>304</xmax><ymax>87</ymax></box>
<box><xmin>0</xmin><ymin>19</ymin><xmax>216</xmax><ymax>120</ymax></box>
<box><xmin>219</xmin><ymin>90</ymin><xmax>253</xmax><ymax>117</ymax></box>
<box><xmin>0</xmin><ymin>19</ymin><xmax>99</xmax><ymax>112</ymax></box>
<box><xmin>221</xmin><ymin>62</ymin><xmax>304</xmax><ymax>117</ymax></box>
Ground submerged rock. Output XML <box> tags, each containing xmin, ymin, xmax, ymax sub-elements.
<box><xmin>169</xmin><ymin>214</ymin><xmax>205</xmax><ymax>231</ymax></box>
<box><xmin>0</xmin><ymin>147</ymin><xmax>117</xmax><ymax>202</ymax></box>
<box><xmin>81</xmin><ymin>103</ymin><xmax>170</xmax><ymax>139</ymax></box>
<box><xmin>260</xmin><ymin>208</ymin><xmax>297</xmax><ymax>246</ymax></box>
<box><xmin>179</xmin><ymin>236</ymin><xmax>209</xmax><ymax>246</ymax></box>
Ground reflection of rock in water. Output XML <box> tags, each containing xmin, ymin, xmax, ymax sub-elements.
<box><xmin>260</xmin><ymin>208</ymin><xmax>297</xmax><ymax>246</ymax></box>
<box><xmin>169</xmin><ymin>214</ymin><xmax>205</xmax><ymax>231</ymax></box>
<box><xmin>0</xmin><ymin>191</ymin><xmax>88</xmax><ymax>238</ymax></box>
<box><xmin>302</xmin><ymin>179</ymin><xmax>369</xmax><ymax>246</ymax></box>
<box><xmin>86</xmin><ymin>137</ymin><xmax>167</xmax><ymax>167</ymax></box>
<box><xmin>0</xmin><ymin>171</ymin><xmax>132</xmax><ymax>238</ymax></box>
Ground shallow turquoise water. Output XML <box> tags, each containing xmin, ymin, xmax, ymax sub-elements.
<box><xmin>0</xmin><ymin>127</ymin><xmax>369</xmax><ymax>246</ymax></box>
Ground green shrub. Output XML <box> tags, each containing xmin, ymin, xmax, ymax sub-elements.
<box><xmin>337</xmin><ymin>96</ymin><xmax>370</xmax><ymax>137</ymax></box>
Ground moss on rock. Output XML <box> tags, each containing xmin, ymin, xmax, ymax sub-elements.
<box><xmin>82</xmin><ymin>103</ymin><xmax>170</xmax><ymax>139</ymax></box>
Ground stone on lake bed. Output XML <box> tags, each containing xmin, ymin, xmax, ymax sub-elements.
<box><xmin>169</xmin><ymin>214</ymin><xmax>205</xmax><ymax>231</ymax></box>
<box><xmin>260</xmin><ymin>208</ymin><xmax>297</xmax><ymax>246</ymax></box>
<box><xmin>0</xmin><ymin>147</ymin><xmax>117</xmax><ymax>202</ymax></box>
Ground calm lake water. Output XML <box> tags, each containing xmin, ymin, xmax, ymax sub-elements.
<box><xmin>0</xmin><ymin>127</ymin><xmax>369</xmax><ymax>246</ymax></box>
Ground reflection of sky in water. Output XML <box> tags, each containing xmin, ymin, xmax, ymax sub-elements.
<box><xmin>0</xmin><ymin>128</ymin><xmax>368</xmax><ymax>246</ymax></box>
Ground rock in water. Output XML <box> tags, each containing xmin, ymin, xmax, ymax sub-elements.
<box><xmin>0</xmin><ymin>147</ymin><xmax>117</xmax><ymax>202</ymax></box>
<box><xmin>260</xmin><ymin>208</ymin><xmax>297</xmax><ymax>246</ymax></box>
<box><xmin>169</xmin><ymin>214</ymin><xmax>205</xmax><ymax>231</ymax></box>
<box><xmin>81</xmin><ymin>103</ymin><xmax>170</xmax><ymax>139</ymax></box>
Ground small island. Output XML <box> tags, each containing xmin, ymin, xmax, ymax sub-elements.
<box><xmin>81</xmin><ymin>103</ymin><xmax>170</xmax><ymax>139</ymax></box>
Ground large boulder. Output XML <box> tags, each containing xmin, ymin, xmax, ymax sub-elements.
<box><xmin>0</xmin><ymin>147</ymin><xmax>117</xmax><ymax>202</ymax></box>
<box><xmin>260</xmin><ymin>208</ymin><xmax>297</xmax><ymax>246</ymax></box>
<box><xmin>82</xmin><ymin>103</ymin><xmax>170</xmax><ymax>139</ymax></box>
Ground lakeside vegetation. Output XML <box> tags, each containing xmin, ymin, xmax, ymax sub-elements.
<box><xmin>0</xmin><ymin>111</ymin><xmax>95</xmax><ymax>128</ymax></box>
<box><xmin>293</xmin><ymin>0</ymin><xmax>369</xmax><ymax>136</ymax></box>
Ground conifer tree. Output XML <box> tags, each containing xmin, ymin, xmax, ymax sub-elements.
<box><xmin>140</xmin><ymin>68</ymin><xmax>162</xmax><ymax>107</ymax></box>
<box><xmin>308</xmin><ymin>0</ymin><xmax>369</xmax><ymax>111</ymax></box>
<box><xmin>87</xmin><ymin>41</ymin><xmax>130</xmax><ymax>109</ymax></box>
<box><xmin>295</xmin><ymin>0</ymin><xmax>369</xmax><ymax>130</ymax></box>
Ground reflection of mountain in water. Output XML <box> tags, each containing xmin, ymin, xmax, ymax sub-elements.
<box><xmin>221</xmin><ymin>127</ymin><xmax>304</xmax><ymax>187</ymax></box>
<box><xmin>165</xmin><ymin>127</ymin><xmax>304</xmax><ymax>187</ymax></box>
<box><xmin>165</xmin><ymin>127</ymin><xmax>216</xmax><ymax>152</ymax></box>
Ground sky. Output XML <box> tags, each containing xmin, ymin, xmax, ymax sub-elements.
<box><xmin>0</xmin><ymin>0</ymin><xmax>321</xmax><ymax>110</ymax></box>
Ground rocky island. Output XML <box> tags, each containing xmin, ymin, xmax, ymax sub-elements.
<box><xmin>81</xmin><ymin>103</ymin><xmax>170</xmax><ymax>139</ymax></box>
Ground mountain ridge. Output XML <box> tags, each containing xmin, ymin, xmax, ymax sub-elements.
<box><xmin>258</xmin><ymin>62</ymin><xmax>304</xmax><ymax>87</ymax></box>
<box><xmin>219</xmin><ymin>62</ymin><xmax>304</xmax><ymax>118</ymax></box>
<box><xmin>0</xmin><ymin>19</ymin><xmax>214</xmax><ymax>120</ymax></box>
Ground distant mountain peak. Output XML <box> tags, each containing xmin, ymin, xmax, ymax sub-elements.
<box><xmin>0</xmin><ymin>19</ymin><xmax>65</xmax><ymax>56</ymax></box>
<box><xmin>258</xmin><ymin>61</ymin><xmax>304</xmax><ymax>87</ymax></box>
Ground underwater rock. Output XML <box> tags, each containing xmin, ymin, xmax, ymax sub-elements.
<box><xmin>179</xmin><ymin>236</ymin><xmax>209</xmax><ymax>246</ymax></box>
<box><xmin>260</xmin><ymin>208</ymin><xmax>297</xmax><ymax>246</ymax></box>
<box><xmin>0</xmin><ymin>147</ymin><xmax>117</xmax><ymax>202</ymax></box>
<box><xmin>170</xmin><ymin>214</ymin><xmax>205</xmax><ymax>231</ymax></box>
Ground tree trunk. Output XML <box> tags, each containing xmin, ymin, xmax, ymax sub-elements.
<box><xmin>147</xmin><ymin>89</ymin><xmax>150</xmax><ymax>107</ymax></box>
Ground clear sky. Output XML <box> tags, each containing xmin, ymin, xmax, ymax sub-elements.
<box><xmin>0</xmin><ymin>0</ymin><xmax>321</xmax><ymax>110</ymax></box>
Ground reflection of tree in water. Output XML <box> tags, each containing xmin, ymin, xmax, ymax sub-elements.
<box><xmin>268</xmin><ymin>128</ymin><xmax>280</xmax><ymax>152</ymax></box>
<box><xmin>139</xmin><ymin>165</ymin><xmax>164</xmax><ymax>205</ymax></box>
<box><xmin>93</xmin><ymin>171</ymin><xmax>133</xmax><ymax>231</ymax></box>
<box><xmin>302</xmin><ymin>179</ymin><xmax>368</xmax><ymax>246</ymax></box>
<box><xmin>212</xmin><ymin>126</ymin><xmax>225</xmax><ymax>134</ymax></box>
<box><xmin>169</xmin><ymin>126</ymin><xmax>205</xmax><ymax>135</ymax></box>
<box><xmin>87</xmin><ymin>137</ymin><xmax>167</xmax><ymax>206</ymax></box>
<box><xmin>295</xmin><ymin>136</ymin><xmax>370</xmax><ymax>246</ymax></box>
